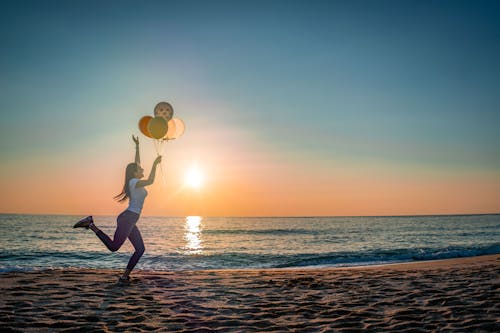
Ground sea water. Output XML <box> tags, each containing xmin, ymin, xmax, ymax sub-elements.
<box><xmin>0</xmin><ymin>214</ymin><xmax>499</xmax><ymax>272</ymax></box>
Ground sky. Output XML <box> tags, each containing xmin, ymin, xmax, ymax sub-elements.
<box><xmin>1</xmin><ymin>0</ymin><xmax>499</xmax><ymax>216</ymax></box>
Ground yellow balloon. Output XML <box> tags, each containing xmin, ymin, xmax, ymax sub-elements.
<box><xmin>147</xmin><ymin>116</ymin><xmax>168</xmax><ymax>139</ymax></box>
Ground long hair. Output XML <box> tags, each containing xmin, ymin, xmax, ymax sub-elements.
<box><xmin>114</xmin><ymin>162</ymin><xmax>138</xmax><ymax>202</ymax></box>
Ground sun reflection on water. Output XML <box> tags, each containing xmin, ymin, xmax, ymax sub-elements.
<box><xmin>184</xmin><ymin>216</ymin><xmax>203</xmax><ymax>254</ymax></box>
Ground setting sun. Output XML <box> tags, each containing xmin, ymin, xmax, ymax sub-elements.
<box><xmin>185</xmin><ymin>166</ymin><xmax>203</xmax><ymax>188</ymax></box>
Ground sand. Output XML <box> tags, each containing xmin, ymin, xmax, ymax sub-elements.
<box><xmin>1</xmin><ymin>255</ymin><xmax>499</xmax><ymax>332</ymax></box>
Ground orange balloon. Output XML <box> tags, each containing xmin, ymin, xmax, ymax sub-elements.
<box><xmin>138</xmin><ymin>116</ymin><xmax>153</xmax><ymax>138</ymax></box>
<box><xmin>148</xmin><ymin>116</ymin><xmax>168</xmax><ymax>139</ymax></box>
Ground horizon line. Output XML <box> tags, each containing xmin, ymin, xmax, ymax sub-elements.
<box><xmin>1</xmin><ymin>212</ymin><xmax>499</xmax><ymax>218</ymax></box>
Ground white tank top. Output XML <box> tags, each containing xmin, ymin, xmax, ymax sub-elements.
<box><xmin>127</xmin><ymin>178</ymin><xmax>148</xmax><ymax>214</ymax></box>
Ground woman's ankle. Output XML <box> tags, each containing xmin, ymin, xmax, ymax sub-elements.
<box><xmin>122</xmin><ymin>269</ymin><xmax>132</xmax><ymax>278</ymax></box>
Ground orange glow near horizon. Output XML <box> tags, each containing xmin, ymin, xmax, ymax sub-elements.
<box><xmin>0</xmin><ymin>129</ymin><xmax>499</xmax><ymax>217</ymax></box>
<box><xmin>1</xmin><ymin>171</ymin><xmax>499</xmax><ymax>217</ymax></box>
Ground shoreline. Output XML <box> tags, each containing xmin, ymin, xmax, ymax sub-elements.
<box><xmin>1</xmin><ymin>253</ymin><xmax>499</xmax><ymax>274</ymax></box>
<box><xmin>2</xmin><ymin>254</ymin><xmax>498</xmax><ymax>332</ymax></box>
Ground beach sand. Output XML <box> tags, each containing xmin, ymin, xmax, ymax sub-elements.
<box><xmin>1</xmin><ymin>255</ymin><xmax>499</xmax><ymax>332</ymax></box>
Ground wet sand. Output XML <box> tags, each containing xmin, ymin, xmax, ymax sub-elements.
<box><xmin>1</xmin><ymin>255</ymin><xmax>499</xmax><ymax>332</ymax></box>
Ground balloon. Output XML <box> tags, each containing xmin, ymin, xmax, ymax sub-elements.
<box><xmin>164</xmin><ymin>119</ymin><xmax>177</xmax><ymax>140</ymax></box>
<box><xmin>173</xmin><ymin>118</ymin><xmax>185</xmax><ymax>138</ymax></box>
<box><xmin>154</xmin><ymin>102</ymin><xmax>174</xmax><ymax>121</ymax></box>
<box><xmin>148</xmin><ymin>116</ymin><xmax>168</xmax><ymax>139</ymax></box>
<box><xmin>166</xmin><ymin>118</ymin><xmax>185</xmax><ymax>139</ymax></box>
<box><xmin>138</xmin><ymin>116</ymin><xmax>153</xmax><ymax>138</ymax></box>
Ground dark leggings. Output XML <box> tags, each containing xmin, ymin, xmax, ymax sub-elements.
<box><xmin>94</xmin><ymin>210</ymin><xmax>144</xmax><ymax>270</ymax></box>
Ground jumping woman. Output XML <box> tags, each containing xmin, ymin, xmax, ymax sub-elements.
<box><xmin>73</xmin><ymin>135</ymin><xmax>161</xmax><ymax>284</ymax></box>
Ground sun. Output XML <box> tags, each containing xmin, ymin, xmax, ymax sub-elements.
<box><xmin>185</xmin><ymin>166</ymin><xmax>203</xmax><ymax>188</ymax></box>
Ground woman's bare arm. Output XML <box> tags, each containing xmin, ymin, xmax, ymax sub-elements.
<box><xmin>136</xmin><ymin>155</ymin><xmax>162</xmax><ymax>188</ymax></box>
<box><xmin>132</xmin><ymin>135</ymin><xmax>140</xmax><ymax>165</ymax></box>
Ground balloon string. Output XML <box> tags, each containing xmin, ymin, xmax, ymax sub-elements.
<box><xmin>158</xmin><ymin>158</ymin><xmax>166</xmax><ymax>185</ymax></box>
<box><xmin>160</xmin><ymin>140</ymin><xmax>167</xmax><ymax>185</ymax></box>
<box><xmin>155</xmin><ymin>139</ymin><xmax>166</xmax><ymax>185</ymax></box>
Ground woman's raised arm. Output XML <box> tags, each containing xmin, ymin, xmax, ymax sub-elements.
<box><xmin>135</xmin><ymin>155</ymin><xmax>162</xmax><ymax>188</ymax></box>
<box><xmin>132</xmin><ymin>135</ymin><xmax>140</xmax><ymax>165</ymax></box>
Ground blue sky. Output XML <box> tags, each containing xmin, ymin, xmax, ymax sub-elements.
<box><xmin>1</xmin><ymin>0</ymin><xmax>499</xmax><ymax>215</ymax></box>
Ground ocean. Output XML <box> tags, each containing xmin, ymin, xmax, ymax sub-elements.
<box><xmin>1</xmin><ymin>214</ymin><xmax>499</xmax><ymax>272</ymax></box>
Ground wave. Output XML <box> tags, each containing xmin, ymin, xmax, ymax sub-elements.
<box><xmin>1</xmin><ymin>243</ymin><xmax>499</xmax><ymax>272</ymax></box>
<box><xmin>274</xmin><ymin>243</ymin><xmax>500</xmax><ymax>268</ymax></box>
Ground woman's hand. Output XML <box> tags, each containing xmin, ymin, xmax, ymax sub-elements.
<box><xmin>133</xmin><ymin>135</ymin><xmax>140</xmax><ymax>164</ymax></box>
<box><xmin>154</xmin><ymin>155</ymin><xmax>162</xmax><ymax>165</ymax></box>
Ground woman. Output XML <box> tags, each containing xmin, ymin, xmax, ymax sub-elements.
<box><xmin>73</xmin><ymin>135</ymin><xmax>161</xmax><ymax>284</ymax></box>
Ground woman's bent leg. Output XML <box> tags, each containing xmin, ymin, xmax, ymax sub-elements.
<box><xmin>94</xmin><ymin>211</ymin><xmax>137</xmax><ymax>252</ymax></box>
<box><xmin>126</xmin><ymin>226</ymin><xmax>145</xmax><ymax>270</ymax></box>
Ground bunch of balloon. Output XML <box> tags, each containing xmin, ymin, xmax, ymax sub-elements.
<box><xmin>138</xmin><ymin>102</ymin><xmax>186</xmax><ymax>182</ymax></box>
